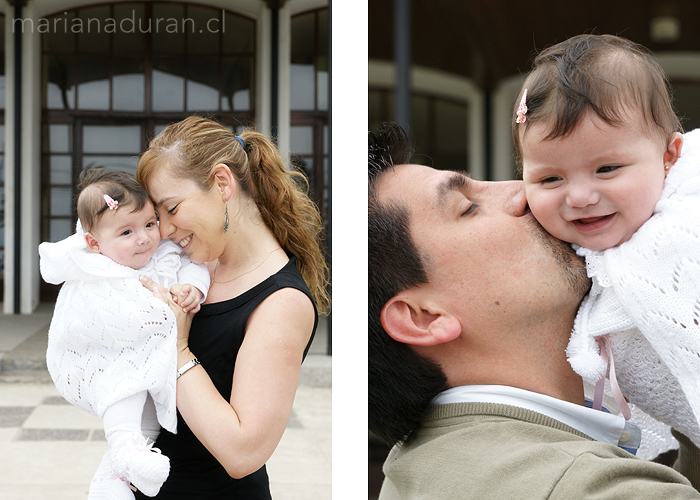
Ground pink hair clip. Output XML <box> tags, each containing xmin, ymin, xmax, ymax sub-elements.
<box><xmin>104</xmin><ymin>194</ymin><xmax>119</xmax><ymax>211</ymax></box>
<box><xmin>516</xmin><ymin>89</ymin><xmax>528</xmax><ymax>124</ymax></box>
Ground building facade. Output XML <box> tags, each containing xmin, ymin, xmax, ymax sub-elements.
<box><xmin>0</xmin><ymin>0</ymin><xmax>329</xmax><ymax>314</ymax></box>
<box><xmin>369</xmin><ymin>1</ymin><xmax>700</xmax><ymax>182</ymax></box>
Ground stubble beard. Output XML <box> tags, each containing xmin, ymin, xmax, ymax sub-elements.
<box><xmin>525</xmin><ymin>215</ymin><xmax>591</xmax><ymax>300</ymax></box>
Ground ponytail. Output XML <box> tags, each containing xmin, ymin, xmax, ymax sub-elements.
<box><xmin>241</xmin><ymin>131</ymin><xmax>331</xmax><ymax>314</ymax></box>
<box><xmin>137</xmin><ymin>116</ymin><xmax>330</xmax><ymax>314</ymax></box>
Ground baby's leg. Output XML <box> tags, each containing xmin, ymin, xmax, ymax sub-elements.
<box><xmin>103</xmin><ymin>392</ymin><xmax>170</xmax><ymax>497</ymax></box>
<box><xmin>87</xmin><ymin>450</ymin><xmax>135</xmax><ymax>500</ymax></box>
<box><xmin>140</xmin><ymin>393</ymin><xmax>161</xmax><ymax>444</ymax></box>
<box><xmin>103</xmin><ymin>392</ymin><xmax>147</xmax><ymax>443</ymax></box>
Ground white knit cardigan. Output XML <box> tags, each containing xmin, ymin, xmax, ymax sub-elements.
<box><xmin>567</xmin><ymin>128</ymin><xmax>700</xmax><ymax>457</ymax></box>
<box><xmin>39</xmin><ymin>224</ymin><xmax>210</xmax><ymax>434</ymax></box>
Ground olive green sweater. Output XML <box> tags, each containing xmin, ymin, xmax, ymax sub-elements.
<box><xmin>380</xmin><ymin>403</ymin><xmax>700</xmax><ymax>499</ymax></box>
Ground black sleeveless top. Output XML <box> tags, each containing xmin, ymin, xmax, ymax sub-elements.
<box><xmin>135</xmin><ymin>256</ymin><xmax>318</xmax><ymax>499</ymax></box>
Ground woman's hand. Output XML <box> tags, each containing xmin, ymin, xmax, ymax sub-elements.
<box><xmin>140</xmin><ymin>276</ymin><xmax>193</xmax><ymax>354</ymax></box>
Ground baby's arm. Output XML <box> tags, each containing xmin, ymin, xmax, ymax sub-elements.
<box><xmin>170</xmin><ymin>283</ymin><xmax>204</xmax><ymax>313</ymax></box>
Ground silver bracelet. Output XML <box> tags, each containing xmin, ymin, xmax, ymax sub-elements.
<box><xmin>177</xmin><ymin>358</ymin><xmax>200</xmax><ymax>379</ymax></box>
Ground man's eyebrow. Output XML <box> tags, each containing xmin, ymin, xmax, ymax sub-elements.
<box><xmin>435</xmin><ymin>171</ymin><xmax>471</xmax><ymax>209</ymax></box>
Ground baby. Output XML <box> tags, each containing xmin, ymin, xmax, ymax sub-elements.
<box><xmin>39</xmin><ymin>168</ymin><xmax>210</xmax><ymax>499</ymax></box>
<box><xmin>515</xmin><ymin>34</ymin><xmax>700</xmax><ymax>457</ymax></box>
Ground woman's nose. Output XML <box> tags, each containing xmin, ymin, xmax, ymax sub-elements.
<box><xmin>158</xmin><ymin>215</ymin><xmax>174</xmax><ymax>240</ymax></box>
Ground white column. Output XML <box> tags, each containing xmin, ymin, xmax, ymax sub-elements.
<box><xmin>21</xmin><ymin>1</ymin><xmax>42</xmax><ymax>314</ymax></box>
<box><xmin>256</xmin><ymin>3</ymin><xmax>271</xmax><ymax>137</ymax></box>
<box><xmin>4</xmin><ymin>12</ymin><xmax>16</xmax><ymax>314</ymax></box>
<box><xmin>276</xmin><ymin>2</ymin><xmax>291</xmax><ymax>161</ymax></box>
<box><xmin>3</xmin><ymin>3</ymin><xmax>43</xmax><ymax>314</ymax></box>
<box><xmin>492</xmin><ymin>75</ymin><xmax>525</xmax><ymax>181</ymax></box>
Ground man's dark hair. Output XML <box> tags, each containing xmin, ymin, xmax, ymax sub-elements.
<box><xmin>368</xmin><ymin>123</ymin><xmax>448</xmax><ymax>445</ymax></box>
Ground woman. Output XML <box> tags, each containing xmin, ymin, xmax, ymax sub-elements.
<box><xmin>134</xmin><ymin>116</ymin><xmax>330</xmax><ymax>499</ymax></box>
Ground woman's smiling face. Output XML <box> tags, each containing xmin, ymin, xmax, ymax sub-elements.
<box><xmin>147</xmin><ymin>168</ymin><xmax>225</xmax><ymax>265</ymax></box>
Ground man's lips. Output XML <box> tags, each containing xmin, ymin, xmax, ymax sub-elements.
<box><xmin>571</xmin><ymin>214</ymin><xmax>615</xmax><ymax>232</ymax></box>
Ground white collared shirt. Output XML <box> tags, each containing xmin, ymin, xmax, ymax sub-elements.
<box><xmin>432</xmin><ymin>385</ymin><xmax>639</xmax><ymax>454</ymax></box>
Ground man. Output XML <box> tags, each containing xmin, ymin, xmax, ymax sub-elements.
<box><xmin>368</xmin><ymin>122</ymin><xmax>700</xmax><ymax>499</ymax></box>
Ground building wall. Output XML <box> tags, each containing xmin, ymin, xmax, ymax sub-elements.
<box><xmin>2</xmin><ymin>0</ymin><xmax>328</xmax><ymax>314</ymax></box>
<box><xmin>369</xmin><ymin>55</ymin><xmax>700</xmax><ymax>181</ymax></box>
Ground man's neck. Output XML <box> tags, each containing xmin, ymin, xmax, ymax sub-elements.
<box><xmin>437</xmin><ymin>322</ymin><xmax>585</xmax><ymax>407</ymax></box>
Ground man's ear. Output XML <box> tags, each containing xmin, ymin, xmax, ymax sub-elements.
<box><xmin>380</xmin><ymin>295</ymin><xmax>462</xmax><ymax>347</ymax></box>
<box><xmin>84</xmin><ymin>233</ymin><xmax>101</xmax><ymax>253</ymax></box>
<box><xmin>664</xmin><ymin>132</ymin><xmax>684</xmax><ymax>170</ymax></box>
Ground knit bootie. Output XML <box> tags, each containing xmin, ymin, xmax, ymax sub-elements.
<box><xmin>88</xmin><ymin>451</ymin><xmax>135</xmax><ymax>500</ymax></box>
<box><xmin>109</xmin><ymin>433</ymin><xmax>170</xmax><ymax>497</ymax></box>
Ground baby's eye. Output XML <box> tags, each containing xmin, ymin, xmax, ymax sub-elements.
<box><xmin>121</xmin><ymin>229</ymin><xmax>132</xmax><ymax>236</ymax></box>
<box><xmin>541</xmin><ymin>176</ymin><xmax>561</xmax><ymax>184</ymax></box>
<box><xmin>597</xmin><ymin>165</ymin><xmax>619</xmax><ymax>174</ymax></box>
<box><xmin>146</xmin><ymin>221</ymin><xmax>156</xmax><ymax>229</ymax></box>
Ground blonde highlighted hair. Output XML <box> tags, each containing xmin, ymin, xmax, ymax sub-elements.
<box><xmin>137</xmin><ymin>116</ymin><xmax>330</xmax><ymax>314</ymax></box>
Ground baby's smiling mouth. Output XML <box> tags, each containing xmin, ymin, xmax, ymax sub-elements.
<box><xmin>571</xmin><ymin>214</ymin><xmax>615</xmax><ymax>231</ymax></box>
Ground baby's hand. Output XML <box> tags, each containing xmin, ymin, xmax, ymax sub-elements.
<box><xmin>170</xmin><ymin>283</ymin><xmax>203</xmax><ymax>313</ymax></box>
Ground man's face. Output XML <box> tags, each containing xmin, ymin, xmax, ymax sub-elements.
<box><xmin>375</xmin><ymin>164</ymin><xmax>589</xmax><ymax>334</ymax></box>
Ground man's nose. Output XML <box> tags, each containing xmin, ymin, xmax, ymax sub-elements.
<box><xmin>500</xmin><ymin>180</ymin><xmax>528</xmax><ymax>216</ymax></box>
<box><xmin>473</xmin><ymin>179</ymin><xmax>528</xmax><ymax>216</ymax></box>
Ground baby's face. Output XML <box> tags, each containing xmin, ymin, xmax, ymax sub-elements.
<box><xmin>522</xmin><ymin>113</ymin><xmax>672</xmax><ymax>251</ymax></box>
<box><xmin>90</xmin><ymin>201</ymin><xmax>160</xmax><ymax>269</ymax></box>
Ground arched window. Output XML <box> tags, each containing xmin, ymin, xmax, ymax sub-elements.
<box><xmin>290</xmin><ymin>7</ymin><xmax>329</xmax><ymax>221</ymax></box>
<box><xmin>41</xmin><ymin>2</ymin><xmax>255</xmax><ymax>244</ymax></box>
<box><xmin>40</xmin><ymin>3</ymin><xmax>255</xmax><ymax>299</ymax></box>
<box><xmin>368</xmin><ymin>62</ymin><xmax>476</xmax><ymax>175</ymax></box>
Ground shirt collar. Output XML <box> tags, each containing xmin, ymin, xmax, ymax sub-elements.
<box><xmin>432</xmin><ymin>385</ymin><xmax>639</xmax><ymax>454</ymax></box>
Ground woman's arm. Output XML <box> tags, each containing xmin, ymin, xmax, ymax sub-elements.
<box><xmin>143</xmin><ymin>277</ymin><xmax>314</xmax><ymax>478</ymax></box>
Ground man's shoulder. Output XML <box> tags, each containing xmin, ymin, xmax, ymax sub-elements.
<box><xmin>379</xmin><ymin>403</ymin><xmax>699</xmax><ymax>500</ymax></box>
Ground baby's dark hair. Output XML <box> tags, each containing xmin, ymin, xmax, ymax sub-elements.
<box><xmin>77</xmin><ymin>168</ymin><xmax>151</xmax><ymax>232</ymax></box>
<box><xmin>512</xmin><ymin>34</ymin><xmax>683</xmax><ymax>169</ymax></box>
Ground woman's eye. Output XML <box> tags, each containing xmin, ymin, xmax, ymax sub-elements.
<box><xmin>168</xmin><ymin>205</ymin><xmax>178</xmax><ymax>214</ymax></box>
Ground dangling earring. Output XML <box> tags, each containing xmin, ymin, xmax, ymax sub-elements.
<box><xmin>223</xmin><ymin>202</ymin><xmax>229</xmax><ymax>234</ymax></box>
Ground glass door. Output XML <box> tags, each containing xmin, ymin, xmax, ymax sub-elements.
<box><xmin>41</xmin><ymin>120</ymin><xmax>145</xmax><ymax>299</ymax></box>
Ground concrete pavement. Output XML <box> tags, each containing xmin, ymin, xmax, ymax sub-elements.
<box><xmin>0</xmin><ymin>304</ymin><xmax>332</xmax><ymax>499</ymax></box>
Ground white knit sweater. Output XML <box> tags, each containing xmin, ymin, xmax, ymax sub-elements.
<box><xmin>567</xmin><ymin>128</ymin><xmax>700</xmax><ymax>454</ymax></box>
<box><xmin>39</xmin><ymin>224</ymin><xmax>210</xmax><ymax>434</ymax></box>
